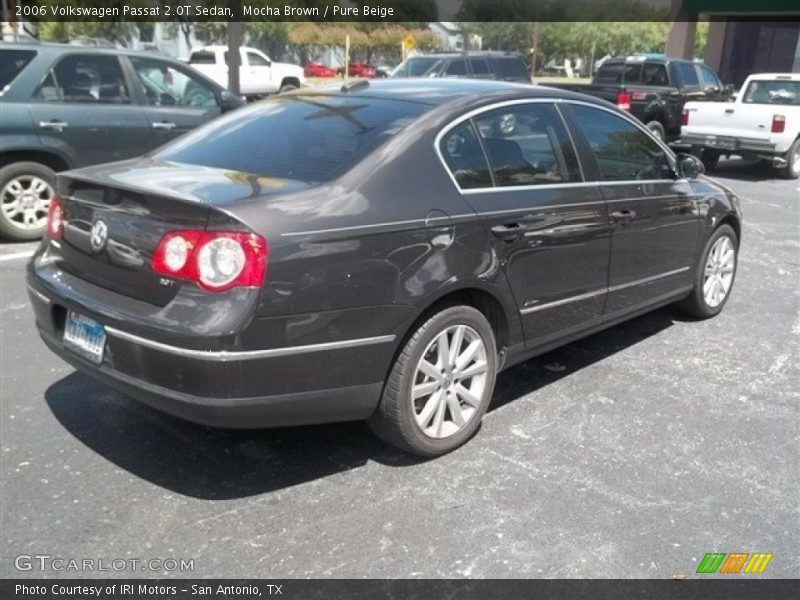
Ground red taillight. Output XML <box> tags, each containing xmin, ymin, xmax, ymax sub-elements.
<box><xmin>46</xmin><ymin>195</ymin><xmax>63</xmax><ymax>239</ymax></box>
<box><xmin>616</xmin><ymin>89</ymin><xmax>631</xmax><ymax>112</ymax></box>
<box><xmin>152</xmin><ymin>230</ymin><xmax>268</xmax><ymax>292</ymax></box>
<box><xmin>772</xmin><ymin>114</ymin><xmax>785</xmax><ymax>133</ymax></box>
<box><xmin>681</xmin><ymin>108</ymin><xmax>689</xmax><ymax>127</ymax></box>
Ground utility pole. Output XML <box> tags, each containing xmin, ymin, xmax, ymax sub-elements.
<box><xmin>226</xmin><ymin>20</ymin><xmax>244</xmax><ymax>96</ymax></box>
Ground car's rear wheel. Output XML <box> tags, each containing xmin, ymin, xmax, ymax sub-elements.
<box><xmin>368</xmin><ymin>306</ymin><xmax>497</xmax><ymax>457</ymax></box>
<box><xmin>678</xmin><ymin>224</ymin><xmax>738</xmax><ymax>319</ymax></box>
<box><xmin>646</xmin><ymin>120</ymin><xmax>666</xmax><ymax>142</ymax></box>
<box><xmin>0</xmin><ymin>161</ymin><xmax>55</xmax><ymax>241</ymax></box>
<box><xmin>778</xmin><ymin>138</ymin><xmax>800</xmax><ymax>179</ymax></box>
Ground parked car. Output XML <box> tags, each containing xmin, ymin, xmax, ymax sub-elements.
<box><xmin>0</xmin><ymin>43</ymin><xmax>244</xmax><ymax>241</ymax></box>
<box><xmin>391</xmin><ymin>51</ymin><xmax>530</xmax><ymax>84</ymax></box>
<box><xmin>28</xmin><ymin>80</ymin><xmax>741</xmax><ymax>457</ymax></box>
<box><xmin>337</xmin><ymin>62</ymin><xmax>377</xmax><ymax>78</ymax></box>
<box><xmin>551</xmin><ymin>55</ymin><xmax>732</xmax><ymax>141</ymax></box>
<box><xmin>681</xmin><ymin>73</ymin><xmax>800</xmax><ymax>178</ymax></box>
<box><xmin>189</xmin><ymin>46</ymin><xmax>305</xmax><ymax>99</ymax></box>
<box><xmin>304</xmin><ymin>62</ymin><xmax>336</xmax><ymax>78</ymax></box>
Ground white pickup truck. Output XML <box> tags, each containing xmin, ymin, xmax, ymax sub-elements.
<box><xmin>681</xmin><ymin>73</ymin><xmax>800</xmax><ymax>179</ymax></box>
<box><xmin>188</xmin><ymin>46</ymin><xmax>305</xmax><ymax>100</ymax></box>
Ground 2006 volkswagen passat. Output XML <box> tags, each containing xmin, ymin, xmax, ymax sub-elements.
<box><xmin>28</xmin><ymin>80</ymin><xmax>741</xmax><ymax>457</ymax></box>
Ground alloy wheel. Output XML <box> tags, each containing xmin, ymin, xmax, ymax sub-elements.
<box><xmin>1</xmin><ymin>175</ymin><xmax>53</xmax><ymax>231</ymax></box>
<box><xmin>703</xmin><ymin>235</ymin><xmax>736</xmax><ymax>308</ymax></box>
<box><xmin>411</xmin><ymin>324</ymin><xmax>488</xmax><ymax>439</ymax></box>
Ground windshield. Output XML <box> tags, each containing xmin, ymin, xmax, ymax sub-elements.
<box><xmin>742</xmin><ymin>80</ymin><xmax>800</xmax><ymax>105</ymax></box>
<box><xmin>392</xmin><ymin>57</ymin><xmax>440</xmax><ymax>77</ymax></box>
<box><xmin>153</xmin><ymin>94</ymin><xmax>430</xmax><ymax>183</ymax></box>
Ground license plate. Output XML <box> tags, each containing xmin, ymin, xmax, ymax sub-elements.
<box><xmin>63</xmin><ymin>310</ymin><xmax>106</xmax><ymax>364</ymax></box>
<box><xmin>707</xmin><ymin>136</ymin><xmax>738</xmax><ymax>150</ymax></box>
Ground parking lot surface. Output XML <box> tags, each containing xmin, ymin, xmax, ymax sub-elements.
<box><xmin>1</xmin><ymin>160</ymin><xmax>798</xmax><ymax>578</ymax></box>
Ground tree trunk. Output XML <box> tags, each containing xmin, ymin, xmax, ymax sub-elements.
<box><xmin>226</xmin><ymin>21</ymin><xmax>244</xmax><ymax>96</ymax></box>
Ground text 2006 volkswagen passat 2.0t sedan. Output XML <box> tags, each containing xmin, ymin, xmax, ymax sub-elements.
<box><xmin>28</xmin><ymin>80</ymin><xmax>742</xmax><ymax>457</ymax></box>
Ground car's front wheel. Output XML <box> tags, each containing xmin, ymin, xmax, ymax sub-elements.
<box><xmin>368</xmin><ymin>306</ymin><xmax>497</xmax><ymax>457</ymax></box>
<box><xmin>678</xmin><ymin>224</ymin><xmax>738</xmax><ymax>318</ymax></box>
<box><xmin>0</xmin><ymin>161</ymin><xmax>56</xmax><ymax>241</ymax></box>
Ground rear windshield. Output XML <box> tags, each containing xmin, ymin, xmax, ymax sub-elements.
<box><xmin>742</xmin><ymin>80</ymin><xmax>800</xmax><ymax>105</ymax></box>
<box><xmin>0</xmin><ymin>49</ymin><xmax>36</xmax><ymax>92</ymax></box>
<box><xmin>493</xmin><ymin>57</ymin><xmax>528</xmax><ymax>79</ymax></box>
<box><xmin>153</xmin><ymin>95</ymin><xmax>430</xmax><ymax>183</ymax></box>
<box><xmin>594</xmin><ymin>62</ymin><xmax>644</xmax><ymax>84</ymax></box>
<box><xmin>189</xmin><ymin>51</ymin><xmax>215</xmax><ymax>64</ymax></box>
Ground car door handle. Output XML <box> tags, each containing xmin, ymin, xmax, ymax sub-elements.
<box><xmin>725</xmin><ymin>108</ymin><xmax>735</xmax><ymax>114</ymax></box>
<box><xmin>39</xmin><ymin>120</ymin><xmax>68</xmax><ymax>131</ymax></box>
<box><xmin>491</xmin><ymin>223</ymin><xmax>526</xmax><ymax>241</ymax></box>
<box><xmin>152</xmin><ymin>121</ymin><xmax>177</xmax><ymax>130</ymax></box>
<box><xmin>610</xmin><ymin>209</ymin><xmax>637</xmax><ymax>222</ymax></box>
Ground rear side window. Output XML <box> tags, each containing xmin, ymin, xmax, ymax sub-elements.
<box><xmin>642</xmin><ymin>63</ymin><xmax>669</xmax><ymax>86</ymax></box>
<box><xmin>189</xmin><ymin>51</ymin><xmax>216</xmax><ymax>64</ymax></box>
<box><xmin>570</xmin><ymin>105</ymin><xmax>672</xmax><ymax>182</ymax></box>
<box><xmin>474</xmin><ymin>103</ymin><xmax>581</xmax><ymax>187</ymax></box>
<box><xmin>37</xmin><ymin>54</ymin><xmax>130</xmax><ymax>104</ymax></box>
<box><xmin>468</xmin><ymin>59</ymin><xmax>491</xmax><ymax>77</ymax></box>
<box><xmin>0</xmin><ymin>49</ymin><xmax>36</xmax><ymax>92</ymax></box>
<box><xmin>440</xmin><ymin>122</ymin><xmax>492</xmax><ymax>189</ymax></box>
<box><xmin>594</xmin><ymin>63</ymin><xmax>624</xmax><ymax>83</ymax></box>
<box><xmin>445</xmin><ymin>60</ymin><xmax>467</xmax><ymax>76</ymax></box>
<box><xmin>677</xmin><ymin>62</ymin><xmax>699</xmax><ymax>88</ymax></box>
<box><xmin>493</xmin><ymin>57</ymin><xmax>528</xmax><ymax>80</ymax></box>
<box><xmin>154</xmin><ymin>95</ymin><xmax>429</xmax><ymax>183</ymax></box>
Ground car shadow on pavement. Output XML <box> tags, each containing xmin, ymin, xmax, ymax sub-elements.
<box><xmin>708</xmin><ymin>157</ymin><xmax>784</xmax><ymax>182</ymax></box>
<box><xmin>45</xmin><ymin>306</ymin><xmax>680</xmax><ymax>500</ymax></box>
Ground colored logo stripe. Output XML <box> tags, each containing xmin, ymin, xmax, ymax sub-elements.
<box><xmin>696</xmin><ymin>552</ymin><xmax>773</xmax><ymax>574</ymax></box>
<box><xmin>743</xmin><ymin>553</ymin><xmax>773</xmax><ymax>574</ymax></box>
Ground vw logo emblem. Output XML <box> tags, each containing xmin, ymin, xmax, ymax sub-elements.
<box><xmin>89</xmin><ymin>219</ymin><xmax>108</xmax><ymax>253</ymax></box>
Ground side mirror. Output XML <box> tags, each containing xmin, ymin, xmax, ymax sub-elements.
<box><xmin>723</xmin><ymin>83</ymin><xmax>735</xmax><ymax>97</ymax></box>
<box><xmin>219</xmin><ymin>90</ymin><xmax>244</xmax><ymax>112</ymax></box>
<box><xmin>677</xmin><ymin>153</ymin><xmax>705</xmax><ymax>179</ymax></box>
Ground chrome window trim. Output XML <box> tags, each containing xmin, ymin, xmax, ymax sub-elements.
<box><xmin>518</xmin><ymin>266</ymin><xmax>690</xmax><ymax>315</ymax></box>
<box><xmin>105</xmin><ymin>326</ymin><xmax>396</xmax><ymax>361</ymax></box>
<box><xmin>434</xmin><ymin>97</ymin><xmax>679</xmax><ymax>195</ymax></box>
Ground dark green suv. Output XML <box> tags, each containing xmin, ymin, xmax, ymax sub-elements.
<box><xmin>0</xmin><ymin>43</ymin><xmax>243</xmax><ymax>240</ymax></box>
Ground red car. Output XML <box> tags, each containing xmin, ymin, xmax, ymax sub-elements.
<box><xmin>304</xmin><ymin>63</ymin><xmax>336</xmax><ymax>78</ymax></box>
<box><xmin>336</xmin><ymin>62</ymin><xmax>377</xmax><ymax>78</ymax></box>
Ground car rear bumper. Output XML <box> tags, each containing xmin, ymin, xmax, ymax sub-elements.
<box><xmin>680</xmin><ymin>132</ymin><xmax>777</xmax><ymax>155</ymax></box>
<box><xmin>27</xmin><ymin>264</ymin><xmax>403</xmax><ymax>428</ymax></box>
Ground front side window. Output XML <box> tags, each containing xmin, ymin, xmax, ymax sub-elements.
<box><xmin>154</xmin><ymin>95</ymin><xmax>429</xmax><ymax>183</ymax></box>
<box><xmin>37</xmin><ymin>54</ymin><xmax>130</xmax><ymax>104</ymax></box>
<box><xmin>571</xmin><ymin>105</ymin><xmax>673</xmax><ymax>182</ymax></box>
<box><xmin>698</xmin><ymin>65</ymin><xmax>720</xmax><ymax>90</ymax></box>
<box><xmin>474</xmin><ymin>104</ymin><xmax>581</xmax><ymax>187</ymax></box>
<box><xmin>440</xmin><ymin>122</ymin><xmax>492</xmax><ymax>189</ymax></box>
<box><xmin>677</xmin><ymin>62</ymin><xmax>699</xmax><ymax>88</ymax></box>
<box><xmin>131</xmin><ymin>57</ymin><xmax>218</xmax><ymax>109</ymax></box>
<box><xmin>742</xmin><ymin>80</ymin><xmax>800</xmax><ymax>105</ymax></box>
<box><xmin>246</xmin><ymin>51</ymin><xmax>270</xmax><ymax>67</ymax></box>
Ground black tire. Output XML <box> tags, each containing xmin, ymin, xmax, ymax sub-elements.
<box><xmin>368</xmin><ymin>305</ymin><xmax>498</xmax><ymax>457</ymax></box>
<box><xmin>0</xmin><ymin>161</ymin><xmax>56</xmax><ymax>241</ymax></box>
<box><xmin>699</xmin><ymin>148</ymin><xmax>720</xmax><ymax>172</ymax></box>
<box><xmin>646</xmin><ymin>120</ymin><xmax>666</xmax><ymax>142</ymax></box>
<box><xmin>777</xmin><ymin>138</ymin><xmax>800</xmax><ymax>180</ymax></box>
<box><xmin>677</xmin><ymin>224</ymin><xmax>738</xmax><ymax>319</ymax></box>
<box><xmin>279</xmin><ymin>83</ymin><xmax>299</xmax><ymax>94</ymax></box>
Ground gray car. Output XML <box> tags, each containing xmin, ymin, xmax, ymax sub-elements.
<box><xmin>0</xmin><ymin>42</ymin><xmax>243</xmax><ymax>241</ymax></box>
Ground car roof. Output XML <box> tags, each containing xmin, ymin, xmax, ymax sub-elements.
<box><xmin>410</xmin><ymin>52</ymin><xmax>524</xmax><ymax>59</ymax></box>
<box><xmin>292</xmin><ymin>78</ymin><xmax>607</xmax><ymax>108</ymax></box>
<box><xmin>0</xmin><ymin>41</ymin><xmax>182</xmax><ymax>62</ymax></box>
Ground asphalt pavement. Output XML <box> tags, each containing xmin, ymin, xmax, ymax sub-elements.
<box><xmin>1</xmin><ymin>159</ymin><xmax>798</xmax><ymax>578</ymax></box>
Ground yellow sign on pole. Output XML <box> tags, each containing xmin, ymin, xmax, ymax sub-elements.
<box><xmin>402</xmin><ymin>34</ymin><xmax>416</xmax><ymax>54</ymax></box>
